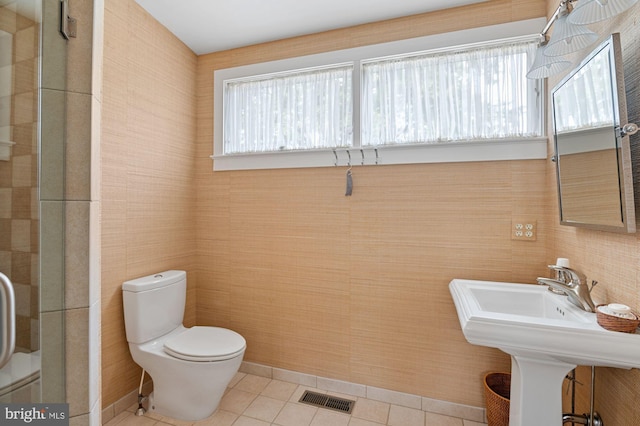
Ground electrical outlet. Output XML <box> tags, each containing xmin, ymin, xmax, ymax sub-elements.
<box><xmin>512</xmin><ymin>219</ymin><xmax>537</xmax><ymax>241</ymax></box>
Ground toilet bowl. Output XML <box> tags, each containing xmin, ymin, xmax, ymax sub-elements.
<box><xmin>122</xmin><ymin>270</ymin><xmax>246</xmax><ymax>421</ymax></box>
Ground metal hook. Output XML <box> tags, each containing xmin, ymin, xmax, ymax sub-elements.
<box><xmin>346</xmin><ymin>150</ymin><xmax>351</xmax><ymax>170</ymax></box>
<box><xmin>360</xmin><ymin>149</ymin><xmax>365</xmax><ymax>165</ymax></box>
<box><xmin>374</xmin><ymin>148</ymin><xmax>379</xmax><ymax>165</ymax></box>
<box><xmin>333</xmin><ymin>149</ymin><xmax>338</xmax><ymax>166</ymax></box>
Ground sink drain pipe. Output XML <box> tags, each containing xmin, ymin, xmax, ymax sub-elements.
<box><xmin>563</xmin><ymin>366</ymin><xmax>603</xmax><ymax>426</ymax></box>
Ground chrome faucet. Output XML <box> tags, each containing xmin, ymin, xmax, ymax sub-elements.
<box><xmin>537</xmin><ymin>265</ymin><xmax>597</xmax><ymax>313</ymax></box>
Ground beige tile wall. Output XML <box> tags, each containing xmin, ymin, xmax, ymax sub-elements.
<box><xmin>100</xmin><ymin>0</ymin><xmax>198</xmax><ymax>410</ymax></box>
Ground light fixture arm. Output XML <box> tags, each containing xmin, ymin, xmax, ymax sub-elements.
<box><xmin>541</xmin><ymin>0</ymin><xmax>574</xmax><ymax>37</ymax></box>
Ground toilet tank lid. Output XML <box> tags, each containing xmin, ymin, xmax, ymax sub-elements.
<box><xmin>122</xmin><ymin>270</ymin><xmax>186</xmax><ymax>292</ymax></box>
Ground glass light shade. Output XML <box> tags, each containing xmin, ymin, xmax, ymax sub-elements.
<box><xmin>544</xmin><ymin>14</ymin><xmax>598</xmax><ymax>56</ymax></box>
<box><xmin>568</xmin><ymin>0</ymin><xmax>639</xmax><ymax>25</ymax></box>
<box><xmin>526</xmin><ymin>44</ymin><xmax>572</xmax><ymax>79</ymax></box>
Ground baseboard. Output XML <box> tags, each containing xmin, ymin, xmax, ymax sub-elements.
<box><xmin>239</xmin><ymin>361</ymin><xmax>486</xmax><ymax>423</ymax></box>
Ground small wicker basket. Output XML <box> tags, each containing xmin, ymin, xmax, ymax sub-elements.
<box><xmin>596</xmin><ymin>305</ymin><xmax>640</xmax><ymax>333</ymax></box>
<box><xmin>484</xmin><ymin>372</ymin><xmax>510</xmax><ymax>426</ymax></box>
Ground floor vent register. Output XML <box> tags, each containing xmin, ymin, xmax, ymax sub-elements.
<box><xmin>298</xmin><ymin>390</ymin><xmax>356</xmax><ymax>414</ymax></box>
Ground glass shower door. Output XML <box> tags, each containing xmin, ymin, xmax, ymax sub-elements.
<box><xmin>0</xmin><ymin>0</ymin><xmax>42</xmax><ymax>403</ymax></box>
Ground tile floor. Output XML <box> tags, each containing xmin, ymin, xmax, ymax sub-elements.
<box><xmin>105</xmin><ymin>372</ymin><xmax>487</xmax><ymax>426</ymax></box>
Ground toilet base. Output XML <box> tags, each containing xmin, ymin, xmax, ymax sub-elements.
<box><xmin>129</xmin><ymin>337</ymin><xmax>244</xmax><ymax>421</ymax></box>
<box><xmin>144</xmin><ymin>353</ymin><xmax>242</xmax><ymax>421</ymax></box>
<box><xmin>146</xmin><ymin>388</ymin><xmax>224</xmax><ymax>422</ymax></box>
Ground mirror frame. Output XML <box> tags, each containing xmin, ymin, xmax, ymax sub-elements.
<box><xmin>551</xmin><ymin>33</ymin><xmax>636</xmax><ymax>233</ymax></box>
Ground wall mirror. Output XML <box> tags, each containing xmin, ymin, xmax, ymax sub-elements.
<box><xmin>551</xmin><ymin>33</ymin><xmax>637</xmax><ymax>233</ymax></box>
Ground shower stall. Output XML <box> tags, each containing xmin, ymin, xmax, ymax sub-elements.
<box><xmin>0</xmin><ymin>0</ymin><xmax>66</xmax><ymax>403</ymax></box>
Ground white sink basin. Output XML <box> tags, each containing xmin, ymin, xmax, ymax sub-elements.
<box><xmin>450</xmin><ymin>279</ymin><xmax>640</xmax><ymax>367</ymax></box>
<box><xmin>449</xmin><ymin>279</ymin><xmax>640</xmax><ymax>426</ymax></box>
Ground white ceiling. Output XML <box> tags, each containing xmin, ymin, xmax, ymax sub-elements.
<box><xmin>135</xmin><ymin>0</ymin><xmax>489</xmax><ymax>55</ymax></box>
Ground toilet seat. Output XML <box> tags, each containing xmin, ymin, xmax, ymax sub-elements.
<box><xmin>163</xmin><ymin>326</ymin><xmax>246</xmax><ymax>362</ymax></box>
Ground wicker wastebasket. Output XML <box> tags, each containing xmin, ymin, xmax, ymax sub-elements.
<box><xmin>483</xmin><ymin>372</ymin><xmax>510</xmax><ymax>426</ymax></box>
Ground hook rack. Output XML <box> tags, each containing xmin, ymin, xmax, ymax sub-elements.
<box><xmin>332</xmin><ymin>148</ymin><xmax>380</xmax><ymax>167</ymax></box>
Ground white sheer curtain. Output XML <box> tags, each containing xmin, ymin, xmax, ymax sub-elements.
<box><xmin>223</xmin><ymin>65</ymin><xmax>353</xmax><ymax>154</ymax></box>
<box><xmin>552</xmin><ymin>46</ymin><xmax>613</xmax><ymax>133</ymax></box>
<box><xmin>361</xmin><ymin>40</ymin><xmax>540</xmax><ymax>146</ymax></box>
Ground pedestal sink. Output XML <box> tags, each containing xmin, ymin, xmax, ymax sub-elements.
<box><xmin>449</xmin><ymin>279</ymin><xmax>640</xmax><ymax>426</ymax></box>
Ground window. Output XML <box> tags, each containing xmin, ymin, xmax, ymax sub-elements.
<box><xmin>224</xmin><ymin>65</ymin><xmax>353</xmax><ymax>154</ymax></box>
<box><xmin>213</xmin><ymin>18</ymin><xmax>548</xmax><ymax>171</ymax></box>
<box><xmin>361</xmin><ymin>41</ymin><xmax>540</xmax><ymax>146</ymax></box>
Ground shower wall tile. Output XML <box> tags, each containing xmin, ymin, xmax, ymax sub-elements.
<box><xmin>90</xmin><ymin>96</ymin><xmax>102</xmax><ymax>201</ymax></box>
<box><xmin>65</xmin><ymin>201</ymin><xmax>91</xmax><ymax>309</ymax></box>
<box><xmin>91</xmin><ymin>0</ymin><xmax>104</xmax><ymax>103</ymax></box>
<box><xmin>66</xmin><ymin>307</ymin><xmax>90</xmax><ymax>417</ymax></box>
<box><xmin>65</xmin><ymin>92</ymin><xmax>92</xmax><ymax>200</ymax></box>
<box><xmin>10</xmin><ymin>250</ymin><xmax>29</xmax><ymax>282</ymax></box>
<box><xmin>11</xmin><ymin>154</ymin><xmax>30</xmax><ymax>187</ymax></box>
<box><xmin>29</xmin><ymin>218</ymin><xmax>38</xmax><ymax>252</ymax></box>
<box><xmin>40</xmin><ymin>0</ymin><xmax>98</xmax><ymax>95</ymax></box>
<box><xmin>30</xmin><ymin>252</ymin><xmax>37</xmax><ymax>285</ymax></box>
<box><xmin>13</xmin><ymin>24</ymin><xmax>34</xmax><ymax>63</ymax></box>
<box><xmin>13</xmin><ymin>281</ymin><xmax>30</xmax><ymax>315</ymax></box>
<box><xmin>40</xmin><ymin>201</ymin><xmax>64</xmax><ymax>312</ymax></box>
<box><xmin>63</xmin><ymin>300</ymin><xmax>99</xmax><ymax>419</ymax></box>
<box><xmin>42</xmin><ymin>89</ymin><xmax>100</xmax><ymax>202</ymax></box>
<box><xmin>69</xmin><ymin>413</ymin><xmax>90</xmax><ymax>426</ymax></box>
<box><xmin>0</xmin><ymin>158</ymin><xmax>10</xmax><ymax>184</ymax></box>
<box><xmin>40</xmin><ymin>89</ymin><xmax>65</xmax><ymax>201</ymax></box>
<box><xmin>89</xmin><ymin>296</ymin><xmax>101</xmax><ymax>416</ymax></box>
<box><xmin>30</xmin><ymin>274</ymin><xmax>38</xmax><ymax>316</ymax></box>
<box><xmin>65</xmin><ymin>0</ymin><xmax>95</xmax><ymax>96</ymax></box>
<box><xmin>13</xmin><ymin>57</ymin><xmax>36</xmax><ymax>93</ymax></box>
<box><xmin>40</xmin><ymin>0</ymin><xmax>67</xmax><ymax>92</ymax></box>
<box><xmin>40</xmin><ymin>310</ymin><xmax>65</xmax><ymax>403</ymax></box>
<box><xmin>30</xmin><ymin>317</ymin><xmax>38</xmax><ymax>350</ymax></box>
<box><xmin>0</xmin><ymin>9</ymin><xmax>17</xmax><ymax>34</ymax></box>
<box><xmin>0</xmin><ymin>187</ymin><xmax>10</xmax><ymax>217</ymax></box>
<box><xmin>11</xmin><ymin>186</ymin><xmax>30</xmax><ymax>218</ymax></box>
<box><xmin>0</xmin><ymin>250</ymin><xmax>9</xmax><ymax>271</ymax></box>
<box><xmin>30</xmin><ymin>187</ymin><xmax>37</xmax><ymax>219</ymax></box>
<box><xmin>13</xmin><ymin>91</ymin><xmax>34</xmax><ymax>124</ymax></box>
<box><xmin>12</xmin><ymin>122</ymin><xmax>34</xmax><ymax>153</ymax></box>
<box><xmin>10</xmin><ymin>218</ymin><xmax>30</xmax><ymax>251</ymax></box>
<box><xmin>89</xmin><ymin>200</ymin><xmax>101</xmax><ymax>307</ymax></box>
<box><xmin>0</xmin><ymin>219</ymin><xmax>9</xmax><ymax>251</ymax></box>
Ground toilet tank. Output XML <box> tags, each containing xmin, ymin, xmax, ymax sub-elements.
<box><xmin>122</xmin><ymin>270</ymin><xmax>187</xmax><ymax>344</ymax></box>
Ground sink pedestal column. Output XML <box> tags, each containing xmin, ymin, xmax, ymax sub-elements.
<box><xmin>509</xmin><ymin>355</ymin><xmax>575</xmax><ymax>426</ymax></box>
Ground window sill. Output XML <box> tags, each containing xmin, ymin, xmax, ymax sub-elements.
<box><xmin>211</xmin><ymin>138</ymin><xmax>548</xmax><ymax>171</ymax></box>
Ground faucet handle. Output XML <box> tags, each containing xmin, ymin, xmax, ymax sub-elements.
<box><xmin>547</xmin><ymin>265</ymin><xmax>586</xmax><ymax>285</ymax></box>
<box><xmin>589</xmin><ymin>280</ymin><xmax>598</xmax><ymax>293</ymax></box>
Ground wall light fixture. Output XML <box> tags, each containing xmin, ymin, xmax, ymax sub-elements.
<box><xmin>526</xmin><ymin>0</ymin><xmax>638</xmax><ymax>79</ymax></box>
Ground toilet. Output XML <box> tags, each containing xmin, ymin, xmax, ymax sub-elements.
<box><xmin>122</xmin><ymin>270</ymin><xmax>246</xmax><ymax>421</ymax></box>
